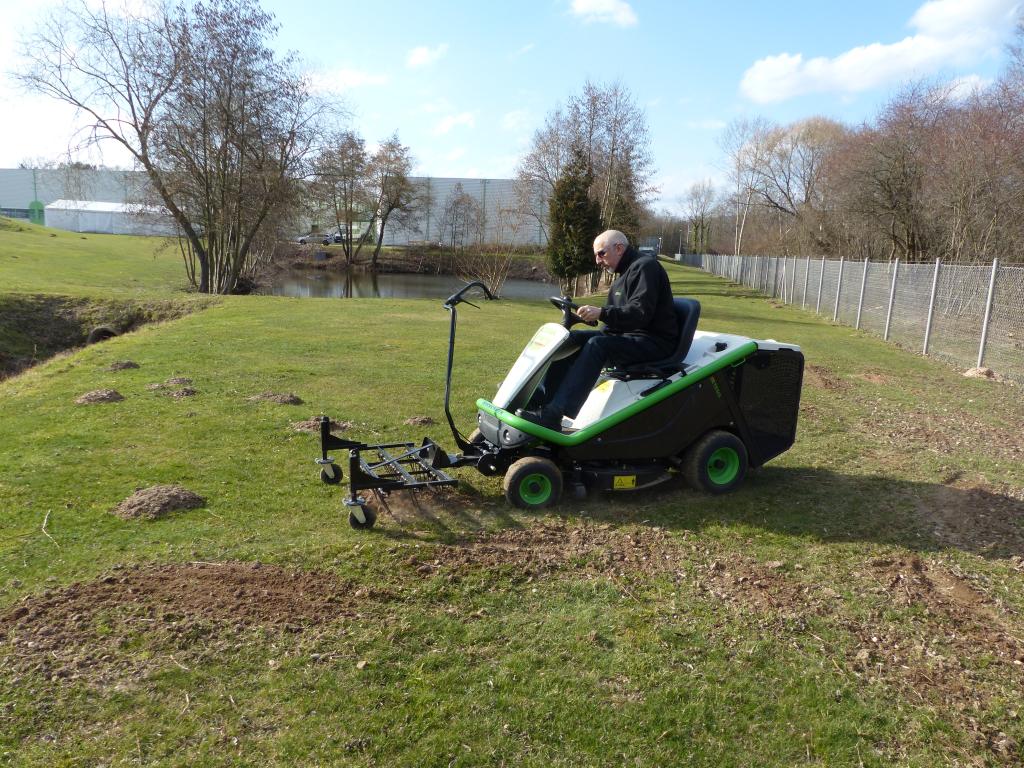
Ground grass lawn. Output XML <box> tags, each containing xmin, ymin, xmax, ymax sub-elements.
<box><xmin>1</xmin><ymin>224</ymin><xmax>1023</xmax><ymax>766</ymax></box>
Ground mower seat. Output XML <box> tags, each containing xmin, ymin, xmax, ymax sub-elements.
<box><xmin>608</xmin><ymin>297</ymin><xmax>701</xmax><ymax>379</ymax></box>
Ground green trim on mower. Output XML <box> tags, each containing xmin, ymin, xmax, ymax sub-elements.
<box><xmin>477</xmin><ymin>340</ymin><xmax>758</xmax><ymax>447</ymax></box>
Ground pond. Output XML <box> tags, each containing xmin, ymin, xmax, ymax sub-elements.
<box><xmin>260</xmin><ymin>269</ymin><xmax>558</xmax><ymax>301</ymax></box>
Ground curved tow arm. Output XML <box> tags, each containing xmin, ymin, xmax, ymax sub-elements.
<box><xmin>442</xmin><ymin>281</ymin><xmax>497</xmax><ymax>452</ymax></box>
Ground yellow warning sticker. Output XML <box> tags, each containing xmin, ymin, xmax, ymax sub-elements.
<box><xmin>613</xmin><ymin>475</ymin><xmax>637</xmax><ymax>489</ymax></box>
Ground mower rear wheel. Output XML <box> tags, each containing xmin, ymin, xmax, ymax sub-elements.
<box><xmin>348</xmin><ymin>504</ymin><xmax>377</xmax><ymax>530</ymax></box>
<box><xmin>683</xmin><ymin>430</ymin><xmax>748</xmax><ymax>494</ymax></box>
<box><xmin>504</xmin><ymin>456</ymin><xmax>563</xmax><ymax>509</ymax></box>
<box><xmin>319</xmin><ymin>463</ymin><xmax>343</xmax><ymax>485</ymax></box>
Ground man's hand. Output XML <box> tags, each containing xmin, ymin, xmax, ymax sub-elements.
<box><xmin>577</xmin><ymin>305</ymin><xmax>601</xmax><ymax>324</ymax></box>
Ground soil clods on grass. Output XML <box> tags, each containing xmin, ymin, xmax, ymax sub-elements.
<box><xmin>248</xmin><ymin>392</ymin><xmax>303</xmax><ymax>405</ymax></box>
<box><xmin>111</xmin><ymin>484</ymin><xmax>205</xmax><ymax>520</ymax></box>
<box><xmin>74</xmin><ymin>389</ymin><xmax>124</xmax><ymax>405</ymax></box>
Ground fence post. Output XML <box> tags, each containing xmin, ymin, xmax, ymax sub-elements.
<box><xmin>802</xmin><ymin>256</ymin><xmax>810</xmax><ymax>308</ymax></box>
<box><xmin>884</xmin><ymin>258</ymin><xmax>900</xmax><ymax>341</ymax></box>
<box><xmin>833</xmin><ymin>256</ymin><xmax>845</xmax><ymax>322</ymax></box>
<box><xmin>977</xmin><ymin>258</ymin><xmax>999</xmax><ymax>368</ymax></box>
<box><xmin>816</xmin><ymin>256</ymin><xmax>825</xmax><ymax>314</ymax></box>
<box><xmin>923</xmin><ymin>258</ymin><xmax>941</xmax><ymax>355</ymax></box>
<box><xmin>855</xmin><ymin>257</ymin><xmax>869</xmax><ymax>329</ymax></box>
<box><xmin>790</xmin><ymin>255</ymin><xmax>797</xmax><ymax>304</ymax></box>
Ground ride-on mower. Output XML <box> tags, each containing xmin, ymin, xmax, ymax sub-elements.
<box><xmin>315</xmin><ymin>281</ymin><xmax>804</xmax><ymax>529</ymax></box>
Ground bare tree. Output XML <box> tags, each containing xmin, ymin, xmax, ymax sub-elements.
<box><xmin>719</xmin><ymin>117</ymin><xmax>771</xmax><ymax>255</ymax></box>
<box><xmin>366</xmin><ymin>133</ymin><xmax>417</xmax><ymax>269</ymax></box>
<box><xmin>311</xmin><ymin>130</ymin><xmax>372</xmax><ymax>266</ymax></box>
<box><xmin>17</xmin><ymin>0</ymin><xmax>323</xmax><ymax>293</ymax></box>
<box><xmin>681</xmin><ymin>181</ymin><xmax>717</xmax><ymax>253</ymax></box>
<box><xmin>439</xmin><ymin>183</ymin><xmax>481</xmax><ymax>250</ymax></box>
<box><xmin>515</xmin><ymin>80</ymin><xmax>655</xmax><ymax>241</ymax></box>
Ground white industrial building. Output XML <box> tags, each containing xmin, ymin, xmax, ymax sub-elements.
<box><xmin>44</xmin><ymin>199</ymin><xmax>177</xmax><ymax>236</ymax></box>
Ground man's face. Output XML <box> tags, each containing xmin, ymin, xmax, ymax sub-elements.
<box><xmin>594</xmin><ymin>240</ymin><xmax>623</xmax><ymax>271</ymax></box>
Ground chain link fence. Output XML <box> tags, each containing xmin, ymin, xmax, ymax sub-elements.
<box><xmin>678</xmin><ymin>253</ymin><xmax>1024</xmax><ymax>385</ymax></box>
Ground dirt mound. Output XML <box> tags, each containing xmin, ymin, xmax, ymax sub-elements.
<box><xmin>0</xmin><ymin>562</ymin><xmax>362</xmax><ymax>683</ymax></box>
<box><xmin>403</xmin><ymin>415</ymin><xmax>435</xmax><ymax>426</ymax></box>
<box><xmin>964</xmin><ymin>366</ymin><xmax>1012</xmax><ymax>383</ymax></box>
<box><xmin>803</xmin><ymin>364</ymin><xmax>846</xmax><ymax>390</ymax></box>
<box><xmin>249</xmin><ymin>392</ymin><xmax>304</xmax><ymax>405</ymax></box>
<box><xmin>112</xmin><ymin>485</ymin><xmax>205</xmax><ymax>520</ymax></box>
<box><xmin>107</xmin><ymin>360</ymin><xmax>139</xmax><ymax>371</ymax></box>
<box><xmin>165</xmin><ymin>387</ymin><xmax>197</xmax><ymax>398</ymax></box>
<box><xmin>74</xmin><ymin>389</ymin><xmax>124</xmax><ymax>405</ymax></box>
<box><xmin>292</xmin><ymin>417</ymin><xmax>352</xmax><ymax>433</ymax></box>
<box><xmin>165</xmin><ymin>376</ymin><xmax>192</xmax><ymax>386</ymax></box>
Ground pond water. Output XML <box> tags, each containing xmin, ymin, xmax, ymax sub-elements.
<box><xmin>260</xmin><ymin>269</ymin><xmax>557</xmax><ymax>301</ymax></box>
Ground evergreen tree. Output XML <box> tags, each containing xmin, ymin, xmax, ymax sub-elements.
<box><xmin>547</xmin><ymin>147</ymin><xmax>602</xmax><ymax>289</ymax></box>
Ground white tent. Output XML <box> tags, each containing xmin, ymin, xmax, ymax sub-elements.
<box><xmin>44</xmin><ymin>199</ymin><xmax>177</xmax><ymax>236</ymax></box>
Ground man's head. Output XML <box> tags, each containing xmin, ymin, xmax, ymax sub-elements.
<box><xmin>593</xmin><ymin>229</ymin><xmax>629</xmax><ymax>271</ymax></box>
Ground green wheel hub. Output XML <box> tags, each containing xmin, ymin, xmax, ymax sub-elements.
<box><xmin>706</xmin><ymin>447</ymin><xmax>741</xmax><ymax>486</ymax></box>
<box><xmin>519</xmin><ymin>473</ymin><xmax>553</xmax><ymax>505</ymax></box>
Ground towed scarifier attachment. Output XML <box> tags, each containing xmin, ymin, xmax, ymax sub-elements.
<box><xmin>316</xmin><ymin>416</ymin><xmax>461</xmax><ymax>529</ymax></box>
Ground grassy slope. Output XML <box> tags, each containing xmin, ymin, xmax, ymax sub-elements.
<box><xmin>1</xmin><ymin>228</ymin><xmax>1023</xmax><ymax>766</ymax></box>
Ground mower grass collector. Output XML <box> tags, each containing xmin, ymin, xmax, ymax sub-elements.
<box><xmin>315</xmin><ymin>281</ymin><xmax>804</xmax><ymax>529</ymax></box>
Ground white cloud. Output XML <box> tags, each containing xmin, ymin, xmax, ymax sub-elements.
<box><xmin>570</xmin><ymin>0</ymin><xmax>638</xmax><ymax>27</ymax></box>
<box><xmin>407</xmin><ymin>43</ymin><xmax>449</xmax><ymax>69</ymax></box>
<box><xmin>740</xmin><ymin>0</ymin><xmax>1019</xmax><ymax>104</ymax></box>
<box><xmin>446</xmin><ymin>147</ymin><xmax>466</xmax><ymax>161</ymax></box>
<box><xmin>946</xmin><ymin>73</ymin><xmax>993</xmax><ymax>99</ymax></box>
<box><xmin>500</xmin><ymin>109</ymin><xmax>532</xmax><ymax>132</ymax></box>
<box><xmin>308</xmin><ymin>68</ymin><xmax>389</xmax><ymax>93</ymax></box>
<box><xmin>512</xmin><ymin>43</ymin><xmax>536</xmax><ymax>57</ymax></box>
<box><xmin>433</xmin><ymin>112</ymin><xmax>475</xmax><ymax>135</ymax></box>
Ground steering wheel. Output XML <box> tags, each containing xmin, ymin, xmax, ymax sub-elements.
<box><xmin>549</xmin><ymin>296</ymin><xmax>597</xmax><ymax>328</ymax></box>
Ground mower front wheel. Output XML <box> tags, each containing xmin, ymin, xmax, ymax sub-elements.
<box><xmin>683</xmin><ymin>430</ymin><xmax>748</xmax><ymax>494</ymax></box>
<box><xmin>504</xmin><ymin>456</ymin><xmax>563</xmax><ymax>510</ymax></box>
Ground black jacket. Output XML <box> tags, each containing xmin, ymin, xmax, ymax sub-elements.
<box><xmin>598</xmin><ymin>246</ymin><xmax>678</xmax><ymax>345</ymax></box>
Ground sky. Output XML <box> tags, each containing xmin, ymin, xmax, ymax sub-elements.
<box><xmin>0</xmin><ymin>0</ymin><xmax>1020</xmax><ymax>209</ymax></box>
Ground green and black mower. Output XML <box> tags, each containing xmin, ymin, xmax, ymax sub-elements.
<box><xmin>315</xmin><ymin>281</ymin><xmax>804</xmax><ymax>528</ymax></box>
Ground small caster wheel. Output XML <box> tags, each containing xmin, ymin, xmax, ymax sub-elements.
<box><xmin>348</xmin><ymin>504</ymin><xmax>377</xmax><ymax>530</ymax></box>
<box><xmin>319</xmin><ymin>463</ymin><xmax>343</xmax><ymax>485</ymax></box>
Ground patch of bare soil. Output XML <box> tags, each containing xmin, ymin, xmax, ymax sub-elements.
<box><xmin>403</xmin><ymin>522</ymin><xmax>821</xmax><ymax>616</ymax></box>
<box><xmin>74</xmin><ymin>389</ymin><xmax>124</xmax><ymax>405</ymax></box>
<box><xmin>914</xmin><ymin>480</ymin><xmax>1024</xmax><ymax>557</ymax></box>
<box><xmin>164</xmin><ymin>387</ymin><xmax>197</xmax><ymax>398</ymax></box>
<box><xmin>107</xmin><ymin>360</ymin><xmax>139</xmax><ymax>371</ymax></box>
<box><xmin>0</xmin><ymin>562</ymin><xmax>362</xmax><ymax>684</ymax></box>
<box><xmin>803</xmin><ymin>364</ymin><xmax>846</xmax><ymax>390</ymax></box>
<box><xmin>404</xmin><ymin>522</ymin><xmax>684</xmax><ymax>581</ymax></box>
<box><xmin>292</xmin><ymin>417</ymin><xmax>352</xmax><ymax>433</ymax></box>
<box><xmin>248</xmin><ymin>392</ymin><xmax>303</xmax><ymax>405</ymax></box>
<box><xmin>842</xmin><ymin>557</ymin><xmax>1024</xmax><ymax>762</ymax></box>
<box><xmin>862</xmin><ymin>400</ymin><xmax>1024</xmax><ymax>465</ymax></box>
<box><xmin>403</xmin><ymin>415</ymin><xmax>435</xmax><ymax>426</ymax></box>
<box><xmin>857</xmin><ymin>371</ymin><xmax>890</xmax><ymax>384</ymax></box>
<box><xmin>111</xmin><ymin>485</ymin><xmax>206</xmax><ymax>521</ymax></box>
<box><xmin>165</xmin><ymin>376</ymin><xmax>192</xmax><ymax>386</ymax></box>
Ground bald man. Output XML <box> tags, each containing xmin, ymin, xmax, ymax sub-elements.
<box><xmin>518</xmin><ymin>230</ymin><xmax>678</xmax><ymax>431</ymax></box>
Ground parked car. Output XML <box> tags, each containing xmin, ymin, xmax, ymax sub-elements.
<box><xmin>638</xmin><ymin>245</ymin><xmax>658</xmax><ymax>257</ymax></box>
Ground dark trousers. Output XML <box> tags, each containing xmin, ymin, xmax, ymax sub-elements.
<box><xmin>535</xmin><ymin>330</ymin><xmax>675</xmax><ymax>419</ymax></box>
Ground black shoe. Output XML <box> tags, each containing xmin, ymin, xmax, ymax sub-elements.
<box><xmin>516</xmin><ymin>406</ymin><xmax>563</xmax><ymax>431</ymax></box>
